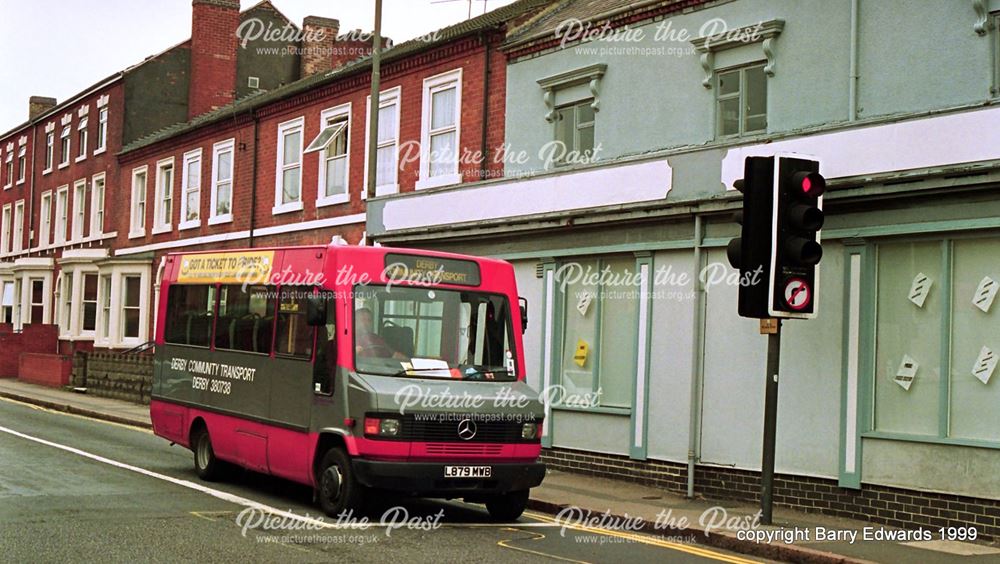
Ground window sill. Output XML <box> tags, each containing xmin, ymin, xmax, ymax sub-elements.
<box><xmin>151</xmin><ymin>225</ymin><xmax>172</xmax><ymax>235</ymax></box>
<box><xmin>42</xmin><ymin>168</ymin><xmax>52</xmax><ymax>175</ymax></box>
<box><xmin>178</xmin><ymin>220</ymin><xmax>201</xmax><ymax>231</ymax></box>
<box><xmin>552</xmin><ymin>405</ymin><xmax>632</xmax><ymax>416</ymax></box>
<box><xmin>58</xmin><ymin>163</ymin><xmax>69</xmax><ymax>170</ymax></box>
<box><xmin>208</xmin><ymin>215</ymin><xmax>232</xmax><ymax>226</ymax></box>
<box><xmin>128</xmin><ymin>230</ymin><xmax>146</xmax><ymax>240</ymax></box>
<box><xmin>317</xmin><ymin>194</ymin><xmax>350</xmax><ymax>207</ymax></box>
<box><xmin>16</xmin><ymin>180</ymin><xmax>25</xmax><ymax>186</ymax></box>
<box><xmin>415</xmin><ymin>173</ymin><xmax>462</xmax><ymax>191</ymax></box>
<box><xmin>361</xmin><ymin>183</ymin><xmax>400</xmax><ymax>200</ymax></box>
<box><xmin>75</xmin><ymin>155</ymin><xmax>87</xmax><ymax>163</ymax></box>
<box><xmin>272</xmin><ymin>201</ymin><xmax>303</xmax><ymax>215</ymax></box>
<box><xmin>93</xmin><ymin>147</ymin><xmax>107</xmax><ymax>156</ymax></box>
<box><xmin>861</xmin><ymin>431</ymin><xmax>1000</xmax><ymax>450</ymax></box>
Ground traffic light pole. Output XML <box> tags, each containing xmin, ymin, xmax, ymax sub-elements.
<box><xmin>760</xmin><ymin>318</ymin><xmax>781</xmax><ymax>525</ymax></box>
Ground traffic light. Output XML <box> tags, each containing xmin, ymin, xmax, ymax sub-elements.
<box><xmin>727</xmin><ymin>154</ymin><xmax>825</xmax><ymax>319</ymax></box>
<box><xmin>727</xmin><ymin>156</ymin><xmax>776</xmax><ymax>319</ymax></box>
<box><xmin>770</xmin><ymin>155</ymin><xmax>824</xmax><ymax>318</ymax></box>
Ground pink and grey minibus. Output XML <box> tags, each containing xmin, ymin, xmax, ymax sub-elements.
<box><xmin>151</xmin><ymin>243</ymin><xmax>545</xmax><ymax>520</ymax></box>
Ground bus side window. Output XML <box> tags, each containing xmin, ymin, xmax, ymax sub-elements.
<box><xmin>164</xmin><ymin>284</ymin><xmax>216</xmax><ymax>347</ymax></box>
<box><xmin>313</xmin><ymin>292</ymin><xmax>336</xmax><ymax>395</ymax></box>
<box><xmin>216</xmin><ymin>284</ymin><xmax>276</xmax><ymax>354</ymax></box>
<box><xmin>276</xmin><ymin>287</ymin><xmax>314</xmax><ymax>359</ymax></box>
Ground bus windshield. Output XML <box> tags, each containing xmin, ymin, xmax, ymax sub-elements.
<box><xmin>353</xmin><ymin>284</ymin><xmax>517</xmax><ymax>381</ymax></box>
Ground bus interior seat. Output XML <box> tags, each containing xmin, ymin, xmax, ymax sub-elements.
<box><xmin>189</xmin><ymin>314</ymin><xmax>213</xmax><ymax>346</ymax></box>
<box><xmin>255</xmin><ymin>316</ymin><xmax>274</xmax><ymax>353</ymax></box>
<box><xmin>232</xmin><ymin>317</ymin><xmax>256</xmax><ymax>351</ymax></box>
<box><xmin>382</xmin><ymin>324</ymin><xmax>415</xmax><ymax>357</ymax></box>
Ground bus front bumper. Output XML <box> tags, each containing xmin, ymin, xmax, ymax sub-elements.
<box><xmin>352</xmin><ymin>460</ymin><xmax>546</xmax><ymax>496</ymax></box>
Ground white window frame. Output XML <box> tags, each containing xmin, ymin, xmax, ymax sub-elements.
<box><xmin>39</xmin><ymin>191</ymin><xmax>53</xmax><ymax>248</ymax></box>
<box><xmin>90</xmin><ymin>172</ymin><xmax>106</xmax><ymax>236</ymax></box>
<box><xmin>153</xmin><ymin>157</ymin><xmax>175</xmax><ymax>234</ymax></box>
<box><xmin>79</xmin><ymin>271</ymin><xmax>99</xmax><ymax>338</ymax></box>
<box><xmin>16</xmin><ymin>146</ymin><xmax>26</xmax><ymax>184</ymax></box>
<box><xmin>0</xmin><ymin>204</ymin><xmax>10</xmax><ymax>256</ymax></box>
<box><xmin>363</xmin><ymin>85</ymin><xmax>401</xmax><ymax>197</ymax></box>
<box><xmin>76</xmin><ymin>117</ymin><xmax>88</xmax><ymax>162</ymax></box>
<box><xmin>307</xmin><ymin>102</ymin><xmax>352</xmax><ymax>207</ymax></box>
<box><xmin>43</xmin><ymin>132</ymin><xmax>54</xmax><ymax>173</ymax></box>
<box><xmin>416</xmin><ymin>68</ymin><xmax>462</xmax><ymax>190</ymax></box>
<box><xmin>129</xmin><ymin>166</ymin><xmax>148</xmax><ymax>238</ymax></box>
<box><xmin>12</xmin><ymin>200</ymin><xmax>24</xmax><ymax>252</ymax></box>
<box><xmin>94</xmin><ymin>107</ymin><xmax>108</xmax><ymax>155</ymax></box>
<box><xmin>273</xmin><ymin>117</ymin><xmax>305</xmax><ymax>215</ymax></box>
<box><xmin>209</xmin><ymin>138</ymin><xmax>235</xmax><ymax>225</ymax></box>
<box><xmin>180</xmin><ymin>149</ymin><xmax>203</xmax><ymax>230</ymax></box>
<box><xmin>58</xmin><ymin>272</ymin><xmax>72</xmax><ymax>336</ymax></box>
<box><xmin>59</xmin><ymin>126</ymin><xmax>71</xmax><ymax>168</ymax></box>
<box><xmin>95</xmin><ymin>266</ymin><xmax>150</xmax><ymax>349</ymax></box>
<box><xmin>4</xmin><ymin>151</ymin><xmax>12</xmax><ymax>189</ymax></box>
<box><xmin>72</xmin><ymin>179</ymin><xmax>87</xmax><ymax>242</ymax></box>
<box><xmin>54</xmin><ymin>185</ymin><xmax>69</xmax><ymax>245</ymax></box>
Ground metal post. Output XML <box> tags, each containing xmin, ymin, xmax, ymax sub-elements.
<box><xmin>364</xmin><ymin>0</ymin><xmax>383</xmax><ymax>245</ymax></box>
<box><xmin>760</xmin><ymin>318</ymin><xmax>781</xmax><ymax>525</ymax></box>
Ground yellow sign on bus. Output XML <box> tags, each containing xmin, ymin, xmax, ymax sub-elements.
<box><xmin>177</xmin><ymin>251</ymin><xmax>275</xmax><ymax>284</ymax></box>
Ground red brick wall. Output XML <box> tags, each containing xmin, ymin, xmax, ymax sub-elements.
<box><xmin>0</xmin><ymin>324</ymin><xmax>59</xmax><ymax>378</ymax></box>
<box><xmin>189</xmin><ymin>0</ymin><xmax>240</xmax><ymax>119</ymax></box>
<box><xmin>19</xmin><ymin>353</ymin><xmax>72</xmax><ymax>387</ymax></box>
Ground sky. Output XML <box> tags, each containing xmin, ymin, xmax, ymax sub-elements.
<box><xmin>0</xmin><ymin>0</ymin><xmax>517</xmax><ymax>132</ymax></box>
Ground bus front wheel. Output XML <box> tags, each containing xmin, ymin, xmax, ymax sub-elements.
<box><xmin>485</xmin><ymin>489</ymin><xmax>529</xmax><ymax>522</ymax></box>
<box><xmin>192</xmin><ymin>427</ymin><xmax>224</xmax><ymax>481</ymax></box>
<box><xmin>317</xmin><ymin>448</ymin><xmax>365</xmax><ymax>517</ymax></box>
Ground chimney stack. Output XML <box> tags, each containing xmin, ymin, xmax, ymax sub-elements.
<box><xmin>188</xmin><ymin>0</ymin><xmax>240</xmax><ymax>119</ymax></box>
<box><xmin>301</xmin><ymin>16</ymin><xmax>339</xmax><ymax>76</ymax></box>
<box><xmin>29</xmin><ymin>96</ymin><xmax>57</xmax><ymax>120</ymax></box>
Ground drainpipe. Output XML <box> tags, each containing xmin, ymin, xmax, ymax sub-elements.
<box><xmin>248</xmin><ymin>111</ymin><xmax>259</xmax><ymax>248</ymax></box>
<box><xmin>848</xmin><ymin>0</ymin><xmax>859</xmax><ymax>121</ymax></box>
<box><xmin>479</xmin><ymin>30</ymin><xmax>491</xmax><ymax>181</ymax></box>
<box><xmin>687</xmin><ymin>214</ymin><xmax>706</xmax><ymax>498</ymax></box>
<box><xmin>152</xmin><ymin>256</ymin><xmax>166</xmax><ymax>339</ymax></box>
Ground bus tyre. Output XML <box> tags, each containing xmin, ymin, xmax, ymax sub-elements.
<box><xmin>318</xmin><ymin>448</ymin><xmax>365</xmax><ymax>518</ymax></box>
<box><xmin>485</xmin><ymin>489</ymin><xmax>529</xmax><ymax>522</ymax></box>
<box><xmin>192</xmin><ymin>427</ymin><xmax>224</xmax><ymax>482</ymax></box>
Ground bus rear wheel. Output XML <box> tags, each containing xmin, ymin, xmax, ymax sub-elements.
<box><xmin>485</xmin><ymin>489</ymin><xmax>529</xmax><ymax>522</ymax></box>
<box><xmin>192</xmin><ymin>426</ymin><xmax>224</xmax><ymax>481</ymax></box>
<box><xmin>317</xmin><ymin>448</ymin><xmax>365</xmax><ymax>517</ymax></box>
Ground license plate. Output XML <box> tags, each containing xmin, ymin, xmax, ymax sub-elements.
<box><xmin>444</xmin><ymin>465</ymin><xmax>492</xmax><ymax>478</ymax></box>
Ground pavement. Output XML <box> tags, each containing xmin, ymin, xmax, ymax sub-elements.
<box><xmin>2</xmin><ymin>377</ymin><xmax>999</xmax><ymax>564</ymax></box>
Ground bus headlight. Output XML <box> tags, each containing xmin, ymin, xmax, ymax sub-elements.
<box><xmin>364</xmin><ymin>417</ymin><xmax>401</xmax><ymax>437</ymax></box>
<box><xmin>380</xmin><ymin>418</ymin><xmax>401</xmax><ymax>436</ymax></box>
<box><xmin>522</xmin><ymin>422</ymin><xmax>539</xmax><ymax>440</ymax></box>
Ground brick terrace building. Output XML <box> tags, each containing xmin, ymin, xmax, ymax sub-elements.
<box><xmin>0</xmin><ymin>0</ymin><xmax>551</xmax><ymax>367</ymax></box>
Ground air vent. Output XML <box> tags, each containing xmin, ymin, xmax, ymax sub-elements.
<box><xmin>247</xmin><ymin>76</ymin><xmax>260</xmax><ymax>89</ymax></box>
<box><xmin>535</xmin><ymin>262</ymin><xmax>544</xmax><ymax>278</ymax></box>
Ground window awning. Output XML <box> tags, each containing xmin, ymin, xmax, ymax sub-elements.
<box><xmin>304</xmin><ymin>121</ymin><xmax>347</xmax><ymax>154</ymax></box>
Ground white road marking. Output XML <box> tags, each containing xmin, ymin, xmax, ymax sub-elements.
<box><xmin>0</xmin><ymin>423</ymin><xmax>552</xmax><ymax>530</ymax></box>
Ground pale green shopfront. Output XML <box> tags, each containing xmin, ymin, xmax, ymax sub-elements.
<box><xmin>368</xmin><ymin>141</ymin><xmax>1000</xmax><ymax>534</ymax></box>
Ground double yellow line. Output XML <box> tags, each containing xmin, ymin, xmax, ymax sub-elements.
<box><xmin>524</xmin><ymin>511</ymin><xmax>762</xmax><ymax>564</ymax></box>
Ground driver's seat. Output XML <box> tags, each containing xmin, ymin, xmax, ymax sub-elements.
<box><xmin>382</xmin><ymin>323</ymin><xmax>415</xmax><ymax>357</ymax></box>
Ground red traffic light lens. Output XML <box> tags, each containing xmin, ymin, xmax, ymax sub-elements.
<box><xmin>793</xmin><ymin>171</ymin><xmax>825</xmax><ymax>197</ymax></box>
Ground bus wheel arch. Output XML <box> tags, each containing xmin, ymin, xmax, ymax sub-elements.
<box><xmin>189</xmin><ymin>418</ymin><xmax>224</xmax><ymax>482</ymax></box>
<box><xmin>314</xmin><ymin>434</ymin><xmax>365</xmax><ymax>517</ymax></box>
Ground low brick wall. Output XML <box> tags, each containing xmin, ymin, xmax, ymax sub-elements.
<box><xmin>74</xmin><ymin>352</ymin><xmax>154</xmax><ymax>405</ymax></box>
<box><xmin>18</xmin><ymin>353</ymin><xmax>72</xmax><ymax>387</ymax></box>
<box><xmin>540</xmin><ymin>447</ymin><xmax>1000</xmax><ymax>541</ymax></box>
<box><xmin>0</xmin><ymin>325</ymin><xmax>59</xmax><ymax>378</ymax></box>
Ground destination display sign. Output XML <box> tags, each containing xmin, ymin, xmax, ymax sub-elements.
<box><xmin>384</xmin><ymin>253</ymin><xmax>482</xmax><ymax>287</ymax></box>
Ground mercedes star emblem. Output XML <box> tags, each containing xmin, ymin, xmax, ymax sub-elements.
<box><xmin>457</xmin><ymin>419</ymin><xmax>477</xmax><ymax>441</ymax></box>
